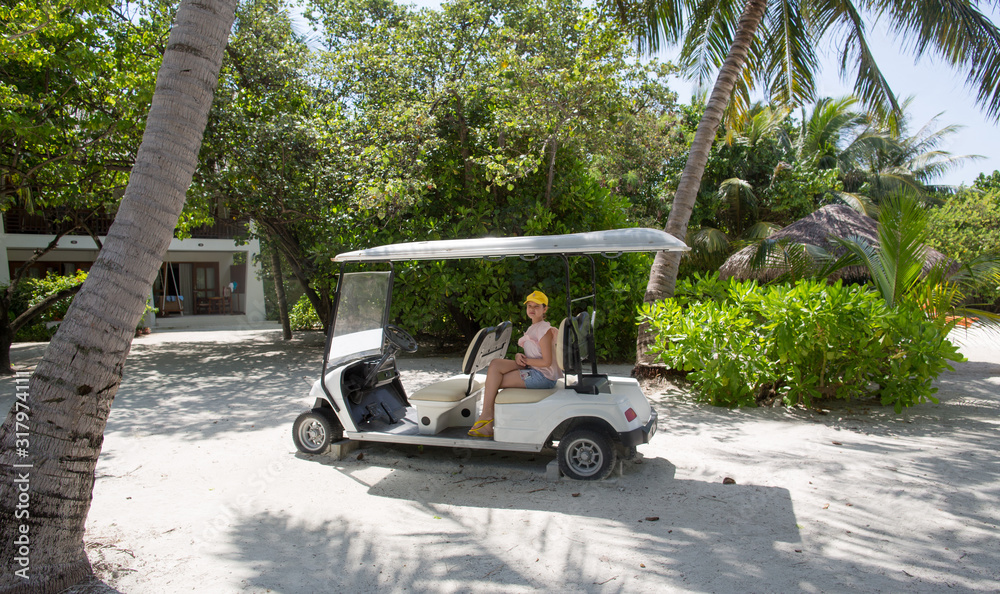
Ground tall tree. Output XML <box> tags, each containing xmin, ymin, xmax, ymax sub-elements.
<box><xmin>194</xmin><ymin>0</ymin><xmax>339</xmax><ymax>328</ymax></box>
<box><xmin>0</xmin><ymin>0</ymin><xmax>237</xmax><ymax>590</ymax></box>
<box><xmin>613</xmin><ymin>0</ymin><xmax>1000</xmax><ymax>364</ymax></box>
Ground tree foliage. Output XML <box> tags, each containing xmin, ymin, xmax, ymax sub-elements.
<box><xmin>194</xmin><ymin>0</ymin><xmax>686</xmax><ymax>358</ymax></box>
<box><xmin>672</xmin><ymin>97</ymin><xmax>980</xmax><ymax>280</ymax></box>
<box><xmin>0</xmin><ymin>0</ymin><xmax>169</xmax><ymax>211</ymax></box>
<box><xmin>926</xmin><ymin>177</ymin><xmax>1000</xmax><ymax>309</ymax></box>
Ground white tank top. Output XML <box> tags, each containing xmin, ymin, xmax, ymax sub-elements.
<box><xmin>518</xmin><ymin>321</ymin><xmax>561</xmax><ymax>381</ymax></box>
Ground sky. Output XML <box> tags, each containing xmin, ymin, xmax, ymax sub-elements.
<box><xmin>298</xmin><ymin>1</ymin><xmax>1000</xmax><ymax>188</ymax></box>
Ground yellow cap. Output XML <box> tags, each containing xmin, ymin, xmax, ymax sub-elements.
<box><xmin>524</xmin><ymin>290</ymin><xmax>548</xmax><ymax>306</ymax></box>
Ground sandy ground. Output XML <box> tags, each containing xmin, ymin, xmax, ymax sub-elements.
<box><xmin>2</xmin><ymin>326</ymin><xmax>999</xmax><ymax>593</ymax></box>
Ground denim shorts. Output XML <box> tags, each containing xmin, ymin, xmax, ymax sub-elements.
<box><xmin>519</xmin><ymin>368</ymin><xmax>558</xmax><ymax>389</ymax></box>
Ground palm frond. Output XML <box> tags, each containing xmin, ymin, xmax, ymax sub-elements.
<box><xmin>809</xmin><ymin>0</ymin><xmax>902</xmax><ymax>128</ymax></box>
<box><xmin>796</xmin><ymin>96</ymin><xmax>866</xmax><ymax>167</ymax></box>
<box><xmin>880</xmin><ymin>0</ymin><xmax>1000</xmax><ymax>120</ymax></box>
<box><xmin>832</xmin><ymin>233</ymin><xmax>898</xmax><ymax>300</ymax></box>
<box><xmin>688</xmin><ymin>226</ymin><xmax>732</xmax><ymax>254</ymax></box>
<box><xmin>744</xmin><ymin>220</ymin><xmax>782</xmax><ymax>239</ymax></box>
<box><xmin>831</xmin><ymin>190</ymin><xmax>878</xmax><ymax>217</ymax></box>
<box><xmin>906</xmin><ymin>150</ymin><xmax>984</xmax><ymax>183</ymax></box>
<box><xmin>731</xmin><ymin>103</ymin><xmax>791</xmax><ymax>146</ymax></box>
<box><xmin>718</xmin><ymin>177</ymin><xmax>759</xmax><ymax>234</ymax></box>
<box><xmin>610</xmin><ymin>0</ymin><xmax>689</xmax><ymax>55</ymax></box>
<box><xmin>735</xmin><ymin>237</ymin><xmax>813</xmax><ymax>282</ymax></box>
<box><xmin>875</xmin><ymin>193</ymin><xmax>929</xmax><ymax>305</ymax></box>
<box><xmin>948</xmin><ymin>251</ymin><xmax>1000</xmax><ymax>291</ymax></box>
<box><xmin>761</xmin><ymin>0</ymin><xmax>819</xmax><ymax>107</ymax></box>
<box><xmin>679</xmin><ymin>0</ymin><xmax>741</xmax><ymax>89</ymax></box>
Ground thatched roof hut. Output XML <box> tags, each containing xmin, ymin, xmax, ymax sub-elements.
<box><xmin>718</xmin><ymin>204</ymin><xmax>952</xmax><ymax>282</ymax></box>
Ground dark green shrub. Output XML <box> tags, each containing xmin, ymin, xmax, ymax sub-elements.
<box><xmin>638</xmin><ymin>273</ymin><xmax>965</xmax><ymax>411</ymax></box>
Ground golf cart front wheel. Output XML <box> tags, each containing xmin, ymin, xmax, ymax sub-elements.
<box><xmin>293</xmin><ymin>411</ymin><xmax>337</xmax><ymax>454</ymax></box>
<box><xmin>558</xmin><ymin>428</ymin><xmax>617</xmax><ymax>481</ymax></box>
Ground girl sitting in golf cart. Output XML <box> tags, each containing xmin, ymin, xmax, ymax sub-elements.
<box><xmin>468</xmin><ymin>290</ymin><xmax>562</xmax><ymax>438</ymax></box>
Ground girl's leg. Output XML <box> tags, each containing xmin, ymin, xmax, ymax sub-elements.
<box><xmin>477</xmin><ymin>358</ymin><xmax>523</xmax><ymax>422</ymax></box>
<box><xmin>473</xmin><ymin>368</ymin><xmax>525</xmax><ymax>437</ymax></box>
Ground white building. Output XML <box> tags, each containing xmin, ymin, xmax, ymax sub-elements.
<box><xmin>1</xmin><ymin>208</ymin><xmax>267</xmax><ymax>329</ymax></box>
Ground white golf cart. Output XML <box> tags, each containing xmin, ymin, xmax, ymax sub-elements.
<box><xmin>292</xmin><ymin>228</ymin><xmax>689</xmax><ymax>480</ymax></box>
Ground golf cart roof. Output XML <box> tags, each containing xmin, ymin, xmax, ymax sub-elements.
<box><xmin>332</xmin><ymin>228</ymin><xmax>688</xmax><ymax>263</ymax></box>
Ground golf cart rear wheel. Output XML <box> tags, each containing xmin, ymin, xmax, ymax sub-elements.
<box><xmin>558</xmin><ymin>428</ymin><xmax>617</xmax><ymax>481</ymax></box>
<box><xmin>293</xmin><ymin>411</ymin><xmax>337</xmax><ymax>454</ymax></box>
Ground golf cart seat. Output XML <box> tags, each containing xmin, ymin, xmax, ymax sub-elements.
<box><xmin>495</xmin><ymin>379</ymin><xmax>564</xmax><ymax>404</ymax></box>
<box><xmin>409</xmin><ymin>321</ymin><xmax>512</xmax><ymax>434</ymax></box>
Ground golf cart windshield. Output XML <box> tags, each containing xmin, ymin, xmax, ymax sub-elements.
<box><xmin>327</xmin><ymin>271</ymin><xmax>391</xmax><ymax>368</ymax></box>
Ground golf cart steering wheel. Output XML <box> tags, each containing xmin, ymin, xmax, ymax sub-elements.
<box><xmin>385</xmin><ymin>324</ymin><xmax>418</xmax><ymax>353</ymax></box>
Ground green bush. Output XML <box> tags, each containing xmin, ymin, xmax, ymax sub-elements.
<box><xmin>12</xmin><ymin>271</ymin><xmax>88</xmax><ymax>342</ymax></box>
<box><xmin>289</xmin><ymin>294</ymin><xmax>321</xmax><ymax>330</ymax></box>
<box><xmin>926</xmin><ymin>187</ymin><xmax>1000</xmax><ymax>263</ymax></box>
<box><xmin>638</xmin><ymin>273</ymin><xmax>965</xmax><ymax>411</ymax></box>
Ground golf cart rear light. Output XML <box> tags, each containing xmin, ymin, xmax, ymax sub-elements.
<box><xmin>624</xmin><ymin>408</ymin><xmax>637</xmax><ymax>422</ymax></box>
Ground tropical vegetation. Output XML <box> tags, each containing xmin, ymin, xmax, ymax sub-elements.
<box><xmin>642</xmin><ymin>191</ymin><xmax>1000</xmax><ymax>409</ymax></box>
<box><xmin>618</xmin><ymin>0</ymin><xmax>1000</xmax><ymax>364</ymax></box>
<box><xmin>639</xmin><ymin>273</ymin><xmax>965</xmax><ymax>410</ymax></box>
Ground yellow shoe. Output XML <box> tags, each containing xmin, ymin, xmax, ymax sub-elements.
<box><xmin>467</xmin><ymin>419</ymin><xmax>493</xmax><ymax>438</ymax></box>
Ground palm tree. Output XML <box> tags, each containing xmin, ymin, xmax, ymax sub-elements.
<box><xmin>787</xmin><ymin>96</ymin><xmax>981</xmax><ymax>211</ymax></box>
<box><xmin>794</xmin><ymin>96</ymin><xmax>868</xmax><ymax>170</ymax></box>
<box><xmin>0</xmin><ymin>0</ymin><xmax>238</xmax><ymax>590</ymax></box>
<box><xmin>840</xmin><ymin>104</ymin><xmax>984</xmax><ymax>201</ymax></box>
<box><xmin>612</xmin><ymin>0</ymin><xmax>1000</xmax><ymax>364</ymax></box>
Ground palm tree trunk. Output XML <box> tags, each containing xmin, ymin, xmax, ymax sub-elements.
<box><xmin>635</xmin><ymin>0</ymin><xmax>768</xmax><ymax>367</ymax></box>
<box><xmin>0</xmin><ymin>1</ymin><xmax>237</xmax><ymax>591</ymax></box>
